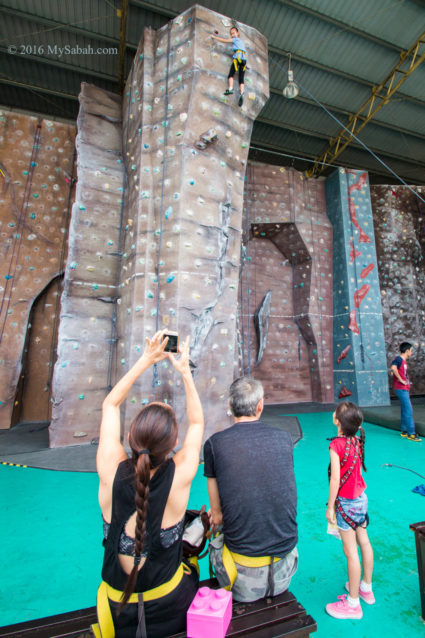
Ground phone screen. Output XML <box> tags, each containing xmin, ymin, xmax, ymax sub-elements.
<box><xmin>164</xmin><ymin>333</ymin><xmax>178</xmax><ymax>353</ymax></box>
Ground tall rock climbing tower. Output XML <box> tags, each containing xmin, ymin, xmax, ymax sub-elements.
<box><xmin>50</xmin><ymin>5</ymin><xmax>269</xmax><ymax>445</ymax></box>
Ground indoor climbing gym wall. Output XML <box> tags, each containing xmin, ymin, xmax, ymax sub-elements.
<box><xmin>0</xmin><ymin>110</ymin><xmax>75</xmax><ymax>430</ymax></box>
<box><xmin>326</xmin><ymin>168</ymin><xmax>390</xmax><ymax>406</ymax></box>
<box><xmin>239</xmin><ymin>164</ymin><xmax>334</xmax><ymax>405</ymax></box>
<box><xmin>371</xmin><ymin>184</ymin><xmax>425</xmax><ymax>396</ymax></box>
<box><xmin>115</xmin><ymin>5</ymin><xmax>269</xmax><ymax>442</ymax></box>
<box><xmin>49</xmin><ymin>85</ymin><xmax>123</xmax><ymax>447</ymax></box>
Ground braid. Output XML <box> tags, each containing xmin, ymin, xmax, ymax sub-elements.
<box><xmin>359</xmin><ymin>425</ymin><xmax>366</xmax><ymax>472</ymax></box>
<box><xmin>118</xmin><ymin>454</ymin><xmax>150</xmax><ymax>612</ymax></box>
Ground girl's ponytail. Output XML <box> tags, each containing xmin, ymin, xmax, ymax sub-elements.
<box><xmin>359</xmin><ymin>425</ymin><xmax>366</xmax><ymax>472</ymax></box>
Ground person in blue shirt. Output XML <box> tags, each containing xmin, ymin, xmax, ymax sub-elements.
<box><xmin>210</xmin><ymin>26</ymin><xmax>247</xmax><ymax>106</ymax></box>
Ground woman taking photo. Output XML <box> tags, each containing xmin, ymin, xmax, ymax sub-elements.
<box><xmin>94</xmin><ymin>330</ymin><xmax>204</xmax><ymax>638</ymax></box>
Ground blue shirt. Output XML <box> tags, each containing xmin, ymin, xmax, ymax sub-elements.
<box><xmin>232</xmin><ymin>37</ymin><xmax>246</xmax><ymax>60</ymax></box>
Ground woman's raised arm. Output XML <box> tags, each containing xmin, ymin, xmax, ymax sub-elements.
<box><xmin>97</xmin><ymin>330</ymin><xmax>169</xmax><ymax>512</ymax></box>
<box><xmin>169</xmin><ymin>337</ymin><xmax>204</xmax><ymax>484</ymax></box>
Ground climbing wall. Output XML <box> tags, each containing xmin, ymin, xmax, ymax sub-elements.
<box><xmin>116</xmin><ymin>5</ymin><xmax>269</xmax><ymax>442</ymax></box>
<box><xmin>48</xmin><ymin>6</ymin><xmax>268</xmax><ymax>446</ymax></box>
<box><xmin>49</xmin><ymin>85</ymin><xmax>124</xmax><ymax>446</ymax></box>
<box><xmin>370</xmin><ymin>185</ymin><xmax>425</xmax><ymax>396</ymax></box>
<box><xmin>0</xmin><ymin>110</ymin><xmax>75</xmax><ymax>430</ymax></box>
<box><xmin>239</xmin><ymin>164</ymin><xmax>334</xmax><ymax>404</ymax></box>
<box><xmin>326</xmin><ymin>168</ymin><xmax>390</xmax><ymax>406</ymax></box>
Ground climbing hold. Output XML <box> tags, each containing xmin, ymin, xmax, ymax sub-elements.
<box><xmin>338</xmin><ymin>386</ymin><xmax>353</xmax><ymax>399</ymax></box>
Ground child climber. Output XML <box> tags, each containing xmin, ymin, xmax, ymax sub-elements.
<box><xmin>210</xmin><ymin>26</ymin><xmax>246</xmax><ymax>107</ymax></box>
<box><xmin>326</xmin><ymin>401</ymin><xmax>374</xmax><ymax>620</ymax></box>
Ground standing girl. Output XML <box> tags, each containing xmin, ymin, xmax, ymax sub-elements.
<box><xmin>326</xmin><ymin>401</ymin><xmax>374</xmax><ymax>620</ymax></box>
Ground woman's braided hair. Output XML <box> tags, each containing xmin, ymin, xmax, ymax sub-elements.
<box><xmin>335</xmin><ymin>401</ymin><xmax>367</xmax><ymax>471</ymax></box>
<box><xmin>118</xmin><ymin>402</ymin><xmax>178</xmax><ymax>611</ymax></box>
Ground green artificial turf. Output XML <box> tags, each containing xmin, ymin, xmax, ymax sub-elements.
<box><xmin>1</xmin><ymin>413</ymin><xmax>424</xmax><ymax>637</ymax></box>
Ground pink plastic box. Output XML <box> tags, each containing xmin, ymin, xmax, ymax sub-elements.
<box><xmin>187</xmin><ymin>587</ymin><xmax>232</xmax><ymax>638</ymax></box>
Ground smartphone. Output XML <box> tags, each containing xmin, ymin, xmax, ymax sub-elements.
<box><xmin>163</xmin><ymin>331</ymin><xmax>178</xmax><ymax>353</ymax></box>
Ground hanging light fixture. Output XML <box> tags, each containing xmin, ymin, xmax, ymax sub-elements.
<box><xmin>283</xmin><ymin>54</ymin><xmax>299</xmax><ymax>99</ymax></box>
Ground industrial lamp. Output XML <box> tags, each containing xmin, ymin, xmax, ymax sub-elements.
<box><xmin>283</xmin><ymin>54</ymin><xmax>299</xmax><ymax>99</ymax></box>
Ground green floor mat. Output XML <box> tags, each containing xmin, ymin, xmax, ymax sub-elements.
<box><xmin>1</xmin><ymin>413</ymin><xmax>424</xmax><ymax>637</ymax></box>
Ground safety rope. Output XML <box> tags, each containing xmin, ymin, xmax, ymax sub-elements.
<box><xmin>106</xmin><ymin>65</ymin><xmax>134</xmax><ymax>393</ymax></box>
<box><xmin>0</xmin><ymin>120</ymin><xmax>43</xmax><ymax>344</ymax></box>
<box><xmin>152</xmin><ymin>23</ymin><xmax>172</xmax><ymax>395</ymax></box>
<box><xmin>312</xmin><ymin>178</ymin><xmax>325</xmax><ymax>370</ymax></box>
<box><xmin>244</xmin><ymin>165</ymin><xmax>251</xmax><ymax>375</ymax></box>
<box><xmin>46</xmin><ymin>150</ymin><xmax>76</xmax><ymax>415</ymax></box>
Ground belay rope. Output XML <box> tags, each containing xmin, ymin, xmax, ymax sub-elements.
<box><xmin>328</xmin><ymin>436</ymin><xmax>369</xmax><ymax>530</ymax></box>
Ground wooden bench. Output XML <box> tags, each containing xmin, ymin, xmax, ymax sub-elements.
<box><xmin>0</xmin><ymin>579</ymin><xmax>316</xmax><ymax>638</ymax></box>
<box><xmin>170</xmin><ymin>578</ymin><xmax>316</xmax><ymax>638</ymax></box>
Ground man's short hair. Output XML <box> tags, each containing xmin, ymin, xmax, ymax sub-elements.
<box><xmin>229</xmin><ymin>376</ymin><xmax>264</xmax><ymax>417</ymax></box>
<box><xmin>400</xmin><ymin>341</ymin><xmax>412</xmax><ymax>353</ymax></box>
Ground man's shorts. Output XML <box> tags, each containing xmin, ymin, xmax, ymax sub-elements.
<box><xmin>336</xmin><ymin>492</ymin><xmax>368</xmax><ymax>531</ymax></box>
<box><xmin>209</xmin><ymin>533</ymin><xmax>298</xmax><ymax>603</ymax></box>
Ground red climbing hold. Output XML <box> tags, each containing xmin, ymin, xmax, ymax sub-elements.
<box><xmin>348</xmin><ymin>309</ymin><xmax>359</xmax><ymax>334</ymax></box>
<box><xmin>354</xmin><ymin>284</ymin><xmax>370</xmax><ymax>308</ymax></box>
<box><xmin>338</xmin><ymin>386</ymin><xmax>353</xmax><ymax>398</ymax></box>
<box><xmin>360</xmin><ymin>263</ymin><xmax>374</xmax><ymax>279</ymax></box>
<box><xmin>348</xmin><ymin>199</ymin><xmax>371</xmax><ymax>243</ymax></box>
<box><xmin>337</xmin><ymin>344</ymin><xmax>351</xmax><ymax>364</ymax></box>
<box><xmin>348</xmin><ymin>172</ymin><xmax>367</xmax><ymax>195</ymax></box>
<box><xmin>349</xmin><ymin>239</ymin><xmax>361</xmax><ymax>262</ymax></box>
<box><xmin>359</xmin><ymin>228</ymin><xmax>371</xmax><ymax>243</ymax></box>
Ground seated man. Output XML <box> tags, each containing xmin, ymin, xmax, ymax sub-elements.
<box><xmin>204</xmin><ymin>376</ymin><xmax>298</xmax><ymax>602</ymax></box>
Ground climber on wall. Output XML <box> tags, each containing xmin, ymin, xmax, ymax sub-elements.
<box><xmin>210</xmin><ymin>25</ymin><xmax>247</xmax><ymax>107</ymax></box>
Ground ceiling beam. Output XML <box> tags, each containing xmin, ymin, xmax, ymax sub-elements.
<box><xmin>129</xmin><ymin>0</ymin><xmax>177</xmax><ymax>18</ymax></box>
<box><xmin>0</xmin><ymin>77</ymin><xmax>78</xmax><ymax>101</ymax></box>
<box><xmin>268</xmin><ymin>47</ymin><xmax>425</xmax><ymax>107</ymax></box>
<box><xmin>274</xmin><ymin>0</ymin><xmax>403</xmax><ymax>52</ymax></box>
<box><xmin>255</xmin><ymin>117</ymin><xmax>425</xmax><ymax>170</ymax></box>
<box><xmin>0</xmin><ymin>5</ymin><xmax>121</xmax><ymax>47</ymax></box>
<box><xmin>267</xmin><ymin>87</ymin><xmax>425</xmax><ymax>141</ymax></box>
<box><xmin>306</xmin><ymin>29</ymin><xmax>425</xmax><ymax>177</ymax></box>
<box><xmin>248</xmin><ymin>139</ymin><xmax>425</xmax><ymax>183</ymax></box>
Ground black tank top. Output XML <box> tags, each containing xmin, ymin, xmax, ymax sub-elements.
<box><xmin>101</xmin><ymin>458</ymin><xmax>183</xmax><ymax>591</ymax></box>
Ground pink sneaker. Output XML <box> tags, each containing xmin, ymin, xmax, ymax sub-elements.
<box><xmin>326</xmin><ymin>594</ymin><xmax>363</xmax><ymax>619</ymax></box>
<box><xmin>345</xmin><ymin>582</ymin><xmax>375</xmax><ymax>604</ymax></box>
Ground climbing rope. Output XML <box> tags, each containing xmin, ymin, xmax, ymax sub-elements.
<box><xmin>0</xmin><ymin>120</ymin><xmax>43</xmax><ymax>344</ymax></box>
<box><xmin>46</xmin><ymin>149</ymin><xmax>76</xmax><ymax>413</ymax></box>
<box><xmin>106</xmin><ymin>65</ymin><xmax>134</xmax><ymax>393</ymax></box>
<box><xmin>382</xmin><ymin>463</ymin><xmax>425</xmax><ymax>480</ymax></box>
<box><xmin>152</xmin><ymin>22</ymin><xmax>172</xmax><ymax>395</ymax></box>
<box><xmin>244</xmin><ymin>164</ymin><xmax>252</xmax><ymax>375</ymax></box>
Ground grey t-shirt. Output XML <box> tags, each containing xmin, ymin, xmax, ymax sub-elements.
<box><xmin>204</xmin><ymin>420</ymin><xmax>297</xmax><ymax>557</ymax></box>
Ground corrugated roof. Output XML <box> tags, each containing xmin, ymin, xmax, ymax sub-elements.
<box><xmin>1</xmin><ymin>0</ymin><xmax>425</xmax><ymax>183</ymax></box>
